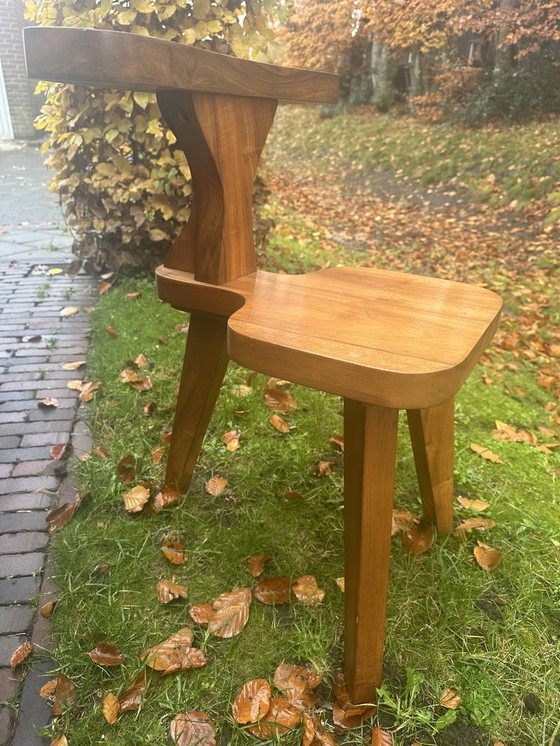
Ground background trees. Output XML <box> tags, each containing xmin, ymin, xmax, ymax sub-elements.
<box><xmin>27</xmin><ymin>0</ymin><xmax>279</xmax><ymax>274</ymax></box>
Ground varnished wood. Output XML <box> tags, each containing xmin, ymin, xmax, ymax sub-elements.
<box><xmin>157</xmin><ymin>91</ymin><xmax>276</xmax><ymax>282</ymax></box>
<box><xmin>343</xmin><ymin>401</ymin><xmax>398</xmax><ymax>704</ymax></box>
<box><xmin>164</xmin><ymin>314</ymin><xmax>229</xmax><ymax>494</ymax></box>
<box><xmin>23</xmin><ymin>27</ymin><xmax>339</xmax><ymax>103</ymax></box>
<box><xmin>157</xmin><ymin>265</ymin><xmax>502</xmax><ymax>410</ymax></box>
<box><xmin>407</xmin><ymin>399</ymin><xmax>455</xmax><ymax>534</ymax></box>
<box><xmin>25</xmin><ymin>29</ymin><xmax>503</xmax><ymax>706</ymax></box>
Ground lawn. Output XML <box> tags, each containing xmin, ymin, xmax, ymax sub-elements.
<box><xmin>40</xmin><ymin>107</ymin><xmax>559</xmax><ymax>746</ymax></box>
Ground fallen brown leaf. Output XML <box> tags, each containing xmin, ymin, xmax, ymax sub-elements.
<box><xmin>132</xmin><ymin>375</ymin><xmax>152</xmax><ymax>391</ymax></box>
<box><xmin>473</xmin><ymin>541</ymin><xmax>503</xmax><ymax>571</ymax></box>
<box><xmin>50</xmin><ymin>442</ymin><xmax>71</xmax><ymax>460</ymax></box>
<box><xmin>440</xmin><ymin>688</ymin><xmax>462</xmax><ymax>709</ymax></box>
<box><xmin>332</xmin><ymin>674</ymin><xmax>375</xmax><ymax>729</ymax></box>
<box><xmin>302</xmin><ymin>712</ymin><xmax>338</xmax><ymax>746</ymax></box>
<box><xmin>329</xmin><ymin>434</ymin><xmax>345</xmax><ymax>450</ymax></box>
<box><xmin>93</xmin><ymin>446</ymin><xmax>109</xmax><ymax>459</ymax></box>
<box><xmin>162</xmin><ymin>541</ymin><xmax>188</xmax><ymax>565</ymax></box>
<box><xmin>40</xmin><ymin>601</ymin><xmax>55</xmax><ymax>618</ymax></box>
<box><xmin>50</xmin><ymin>736</ymin><xmax>69</xmax><ymax>746</ymax></box>
<box><xmin>189</xmin><ymin>603</ymin><xmax>213</xmax><ymax>627</ymax></box>
<box><xmin>142</xmin><ymin>628</ymin><xmax>207</xmax><ymax>674</ymax></box>
<box><xmin>117</xmin><ymin>454</ymin><xmax>136</xmax><ymax>482</ymax></box>
<box><xmin>248</xmin><ymin>696</ymin><xmax>301</xmax><ymax>739</ymax></box>
<box><xmin>46</xmin><ymin>499</ymin><xmax>80</xmax><ymax>534</ymax></box>
<box><xmin>292</xmin><ymin>575</ymin><xmax>325</xmax><ymax>605</ymax></box>
<box><xmin>246</xmin><ymin>553</ymin><xmax>272</xmax><ymax>578</ymax></box>
<box><xmin>253</xmin><ymin>576</ymin><xmax>292</xmax><ymax>605</ymax></box>
<box><xmin>398</xmin><ymin>519</ymin><xmax>434</xmax><ymax>555</ymax></box>
<box><xmin>60</xmin><ymin>306</ymin><xmax>79</xmax><ymax>317</ymax></box>
<box><xmin>391</xmin><ymin>509</ymin><xmax>416</xmax><ymax>535</ymax></box>
<box><xmin>371</xmin><ymin>727</ymin><xmax>393</xmax><ymax>745</ymax></box>
<box><xmin>221</xmin><ymin>429</ymin><xmax>241</xmax><ymax>451</ymax></box>
<box><xmin>269</xmin><ymin>413</ymin><xmax>290</xmax><ymax>432</ymax></box>
<box><xmin>457</xmin><ymin>497</ymin><xmax>490</xmax><ymax>512</ymax></box>
<box><xmin>170</xmin><ymin>711</ymin><xmax>216</xmax><ymax>746</ymax></box>
<box><xmin>118</xmin><ymin>670</ymin><xmax>150</xmax><ymax>712</ymax></box>
<box><xmin>10</xmin><ymin>641</ymin><xmax>32</xmax><ymax>668</ymax></box>
<box><xmin>281</xmin><ymin>491</ymin><xmax>305</xmax><ymax>501</ymax></box>
<box><xmin>39</xmin><ymin>679</ymin><xmax>58</xmax><ymax>698</ymax></box>
<box><xmin>156</xmin><ymin>579</ymin><xmax>189</xmax><ymax>604</ymax></box>
<box><xmin>470</xmin><ymin>443</ymin><xmax>504</xmax><ymax>464</ymax></box>
<box><xmin>105</xmin><ymin>325</ymin><xmax>119</xmax><ymax>338</ymax></box>
<box><xmin>152</xmin><ymin>487</ymin><xmax>181</xmax><ymax>511</ymax></box>
<box><xmin>205</xmin><ymin>476</ymin><xmax>228</xmax><ymax>496</ymax></box>
<box><xmin>205</xmin><ymin>587</ymin><xmax>252</xmax><ymax>638</ymax></box>
<box><xmin>123</xmin><ymin>485</ymin><xmax>150</xmax><ymax>513</ymax></box>
<box><xmin>264</xmin><ymin>388</ymin><xmax>297</xmax><ymax>412</ymax></box>
<box><xmin>87</xmin><ymin>642</ymin><xmax>125</xmax><ymax>666</ymax></box>
<box><xmin>102</xmin><ymin>692</ymin><xmax>120</xmax><ymax>724</ymax></box>
<box><xmin>317</xmin><ymin>460</ymin><xmax>332</xmax><ymax>477</ymax></box>
<box><xmin>335</xmin><ymin>577</ymin><xmax>345</xmax><ymax>593</ymax></box>
<box><xmin>454</xmin><ymin>517</ymin><xmax>498</xmax><ymax>539</ymax></box>
<box><xmin>274</xmin><ymin>663</ymin><xmax>323</xmax><ymax>709</ymax></box>
<box><xmin>62</xmin><ymin>360</ymin><xmax>85</xmax><ymax>370</ymax></box>
<box><xmin>232</xmin><ymin>679</ymin><xmax>272</xmax><ymax>723</ymax></box>
<box><xmin>52</xmin><ymin>674</ymin><xmax>77</xmax><ymax>715</ymax></box>
<box><xmin>99</xmin><ymin>281</ymin><xmax>112</xmax><ymax>295</ymax></box>
<box><xmin>38</xmin><ymin>397</ymin><xmax>60</xmax><ymax>408</ymax></box>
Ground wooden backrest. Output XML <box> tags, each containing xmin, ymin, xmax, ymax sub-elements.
<box><xmin>24</xmin><ymin>27</ymin><xmax>339</xmax><ymax>284</ymax></box>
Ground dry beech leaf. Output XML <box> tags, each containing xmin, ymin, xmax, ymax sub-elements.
<box><xmin>156</xmin><ymin>579</ymin><xmax>189</xmax><ymax>604</ymax></box>
<box><xmin>133</xmin><ymin>353</ymin><xmax>148</xmax><ymax>368</ymax></box>
<box><xmin>162</xmin><ymin>541</ymin><xmax>188</xmax><ymax>565</ymax></box>
<box><xmin>470</xmin><ymin>443</ymin><xmax>504</xmax><ymax>464</ymax></box>
<box><xmin>38</xmin><ymin>397</ymin><xmax>60</xmax><ymax>408</ymax></box>
<box><xmin>264</xmin><ymin>388</ymin><xmax>297</xmax><ymax>412</ymax></box>
<box><xmin>473</xmin><ymin>541</ymin><xmax>503</xmax><ymax>571</ymax></box>
<box><xmin>151</xmin><ymin>445</ymin><xmax>166</xmax><ymax>464</ymax></box>
<box><xmin>292</xmin><ymin>575</ymin><xmax>325</xmax><ymax>605</ymax></box>
<box><xmin>117</xmin><ymin>454</ymin><xmax>136</xmax><ymax>483</ymax></box>
<box><xmin>399</xmin><ymin>519</ymin><xmax>434</xmax><ymax>555</ymax></box>
<box><xmin>391</xmin><ymin>509</ymin><xmax>416</xmax><ymax>535</ymax></box>
<box><xmin>189</xmin><ymin>603</ymin><xmax>213</xmax><ymax>627</ymax></box>
<box><xmin>221</xmin><ymin>429</ymin><xmax>241</xmax><ymax>451</ymax></box>
<box><xmin>50</xmin><ymin>736</ymin><xmax>69</xmax><ymax>746</ymax></box>
<box><xmin>248</xmin><ymin>696</ymin><xmax>301</xmax><ymax>739</ymax></box>
<box><xmin>281</xmin><ymin>491</ymin><xmax>305</xmax><ymax>502</ymax></box>
<box><xmin>332</xmin><ymin>674</ymin><xmax>375</xmax><ymax>729</ymax></box>
<box><xmin>94</xmin><ymin>446</ymin><xmax>109</xmax><ymax>459</ymax></box>
<box><xmin>46</xmin><ymin>500</ymin><xmax>80</xmax><ymax>534</ymax></box>
<box><xmin>269</xmin><ymin>413</ymin><xmax>290</xmax><ymax>432</ymax></box>
<box><xmin>87</xmin><ymin>642</ymin><xmax>125</xmax><ymax>666</ymax></box>
<box><xmin>175</xmin><ymin>322</ymin><xmax>189</xmax><ymax>332</ymax></box>
<box><xmin>335</xmin><ymin>577</ymin><xmax>345</xmax><ymax>593</ymax></box>
<box><xmin>303</xmin><ymin>712</ymin><xmax>338</xmax><ymax>746</ymax></box>
<box><xmin>103</xmin><ymin>692</ymin><xmax>120</xmax><ymax>724</ymax></box>
<box><xmin>317</xmin><ymin>461</ymin><xmax>332</xmax><ymax>477</ymax></box>
<box><xmin>205</xmin><ymin>476</ymin><xmax>228</xmax><ymax>496</ymax></box>
<box><xmin>142</xmin><ymin>628</ymin><xmax>207</xmax><ymax>674</ymax></box>
<box><xmin>253</xmin><ymin>576</ymin><xmax>292</xmax><ymax>605</ymax></box>
<box><xmin>454</xmin><ymin>517</ymin><xmax>498</xmax><ymax>539</ymax></box>
<box><xmin>371</xmin><ymin>727</ymin><xmax>393</xmax><ymax>745</ymax></box>
<box><xmin>123</xmin><ymin>485</ymin><xmax>150</xmax><ymax>513</ymax></box>
<box><xmin>440</xmin><ymin>688</ymin><xmax>462</xmax><ymax>709</ymax></box>
<box><xmin>79</xmin><ymin>380</ymin><xmax>100</xmax><ymax>402</ymax></box>
<box><xmin>144</xmin><ymin>401</ymin><xmax>157</xmax><ymax>415</ymax></box>
<box><xmin>62</xmin><ymin>360</ymin><xmax>85</xmax><ymax>370</ymax></box>
<box><xmin>119</xmin><ymin>368</ymin><xmax>142</xmax><ymax>383</ymax></box>
<box><xmin>39</xmin><ymin>679</ymin><xmax>58</xmax><ymax>698</ymax></box>
<box><xmin>170</xmin><ymin>711</ymin><xmax>216</xmax><ymax>746</ymax></box>
<box><xmin>232</xmin><ymin>679</ymin><xmax>272</xmax><ymax>723</ymax></box>
<box><xmin>40</xmin><ymin>601</ymin><xmax>55</xmax><ymax>618</ymax></box>
<box><xmin>247</xmin><ymin>553</ymin><xmax>272</xmax><ymax>578</ymax></box>
<box><xmin>274</xmin><ymin>663</ymin><xmax>323</xmax><ymax>709</ymax></box>
<box><xmin>205</xmin><ymin>587</ymin><xmax>252</xmax><ymax>638</ymax></box>
<box><xmin>153</xmin><ymin>487</ymin><xmax>181</xmax><ymax>511</ymax></box>
<box><xmin>67</xmin><ymin>379</ymin><xmax>84</xmax><ymax>391</ymax></box>
<box><xmin>126</xmin><ymin>292</ymin><xmax>140</xmax><ymax>300</ymax></box>
<box><xmin>132</xmin><ymin>375</ymin><xmax>152</xmax><ymax>391</ymax></box>
<box><xmin>52</xmin><ymin>674</ymin><xmax>77</xmax><ymax>715</ymax></box>
<box><xmin>10</xmin><ymin>641</ymin><xmax>32</xmax><ymax>668</ymax></box>
<box><xmin>457</xmin><ymin>497</ymin><xmax>490</xmax><ymax>512</ymax></box>
<box><xmin>329</xmin><ymin>434</ymin><xmax>345</xmax><ymax>450</ymax></box>
<box><xmin>118</xmin><ymin>670</ymin><xmax>149</xmax><ymax>712</ymax></box>
<box><xmin>99</xmin><ymin>281</ymin><xmax>112</xmax><ymax>295</ymax></box>
<box><xmin>50</xmin><ymin>442</ymin><xmax>71</xmax><ymax>460</ymax></box>
<box><xmin>60</xmin><ymin>306</ymin><xmax>79</xmax><ymax>317</ymax></box>
<box><xmin>232</xmin><ymin>384</ymin><xmax>252</xmax><ymax>397</ymax></box>
<box><xmin>105</xmin><ymin>325</ymin><xmax>119</xmax><ymax>338</ymax></box>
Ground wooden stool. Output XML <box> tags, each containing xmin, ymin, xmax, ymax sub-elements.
<box><xmin>25</xmin><ymin>26</ymin><xmax>502</xmax><ymax>705</ymax></box>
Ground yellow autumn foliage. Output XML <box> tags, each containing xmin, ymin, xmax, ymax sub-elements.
<box><xmin>26</xmin><ymin>0</ymin><xmax>279</xmax><ymax>274</ymax></box>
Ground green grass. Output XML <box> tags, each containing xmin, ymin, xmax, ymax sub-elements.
<box><xmin>36</xmin><ymin>111</ymin><xmax>560</xmax><ymax>745</ymax></box>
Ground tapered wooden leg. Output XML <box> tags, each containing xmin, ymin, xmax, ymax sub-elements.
<box><xmin>343</xmin><ymin>400</ymin><xmax>398</xmax><ymax>705</ymax></box>
<box><xmin>164</xmin><ymin>313</ymin><xmax>229</xmax><ymax>494</ymax></box>
<box><xmin>406</xmin><ymin>397</ymin><xmax>454</xmax><ymax>535</ymax></box>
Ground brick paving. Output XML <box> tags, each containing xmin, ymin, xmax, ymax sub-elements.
<box><xmin>0</xmin><ymin>232</ymin><xmax>96</xmax><ymax>745</ymax></box>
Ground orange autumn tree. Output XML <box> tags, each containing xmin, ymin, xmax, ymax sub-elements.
<box><xmin>26</xmin><ymin>0</ymin><xmax>280</xmax><ymax>275</ymax></box>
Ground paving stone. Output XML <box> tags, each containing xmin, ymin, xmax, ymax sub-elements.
<box><xmin>0</xmin><ymin>420</ymin><xmax>74</xmax><ymax>437</ymax></box>
<box><xmin>0</xmin><ymin>401</ymin><xmax>34</xmax><ymax>413</ymax></box>
<box><xmin>11</xmin><ymin>461</ymin><xmax>57</xmax><ymax>478</ymax></box>
<box><xmin>0</xmin><ymin>466</ymin><xmax>12</xmax><ymax>479</ymax></box>
<box><xmin>0</xmin><ymin>706</ymin><xmax>15</xmax><ymax>746</ymax></box>
<box><xmin>0</xmin><ymin>553</ymin><xmax>45</xmax><ymax>579</ymax></box>
<box><xmin>0</xmin><ymin>437</ymin><xmax>20</xmax><ymax>449</ymax></box>
<box><xmin>0</xmin><ymin>512</ymin><xmax>51</xmax><ymax>534</ymax></box>
<box><xmin>0</xmin><ymin>380</ymin><xmax>75</xmax><ymax>392</ymax></box>
<box><xmin>27</xmin><ymin>405</ymin><xmax>78</xmax><ymax>422</ymax></box>
<box><xmin>0</xmin><ymin>476</ymin><xmax>59</xmax><ymax>495</ymax></box>
<box><xmin>0</xmin><ymin>577</ymin><xmax>41</xmax><ymax>605</ymax></box>
<box><xmin>0</xmin><ymin>412</ymin><xmax>27</xmax><ymax>424</ymax></box>
<box><xmin>0</xmin><ymin>533</ymin><xmax>49</xmax><ymax>555</ymax></box>
<box><xmin>0</xmin><ymin>667</ymin><xmax>20</xmax><ymax>702</ymax></box>
<box><xmin>0</xmin><ymin>635</ymin><xmax>27</xmax><ymax>667</ymax></box>
<box><xmin>0</xmin><ymin>493</ymin><xmax>54</xmax><ymax>511</ymax></box>
<box><xmin>0</xmin><ymin>447</ymin><xmax>51</xmax><ymax>463</ymax></box>
<box><xmin>20</xmin><ymin>432</ymin><xmax>73</xmax><ymax>448</ymax></box>
<box><xmin>11</xmin><ymin>659</ymin><xmax>52</xmax><ymax>746</ymax></box>
<box><xmin>0</xmin><ymin>605</ymin><xmax>34</xmax><ymax>635</ymax></box>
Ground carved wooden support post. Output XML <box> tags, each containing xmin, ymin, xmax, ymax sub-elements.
<box><xmin>157</xmin><ymin>90</ymin><xmax>277</xmax><ymax>284</ymax></box>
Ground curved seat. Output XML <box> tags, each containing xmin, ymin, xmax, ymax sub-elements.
<box><xmin>26</xmin><ymin>26</ymin><xmax>502</xmax><ymax>707</ymax></box>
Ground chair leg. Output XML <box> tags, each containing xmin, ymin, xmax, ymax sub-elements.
<box><xmin>406</xmin><ymin>397</ymin><xmax>454</xmax><ymax>535</ymax></box>
<box><xmin>164</xmin><ymin>313</ymin><xmax>229</xmax><ymax>494</ymax></box>
<box><xmin>343</xmin><ymin>400</ymin><xmax>398</xmax><ymax>705</ymax></box>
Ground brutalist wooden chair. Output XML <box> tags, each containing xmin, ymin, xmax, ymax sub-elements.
<box><xmin>25</xmin><ymin>26</ymin><xmax>502</xmax><ymax>705</ymax></box>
